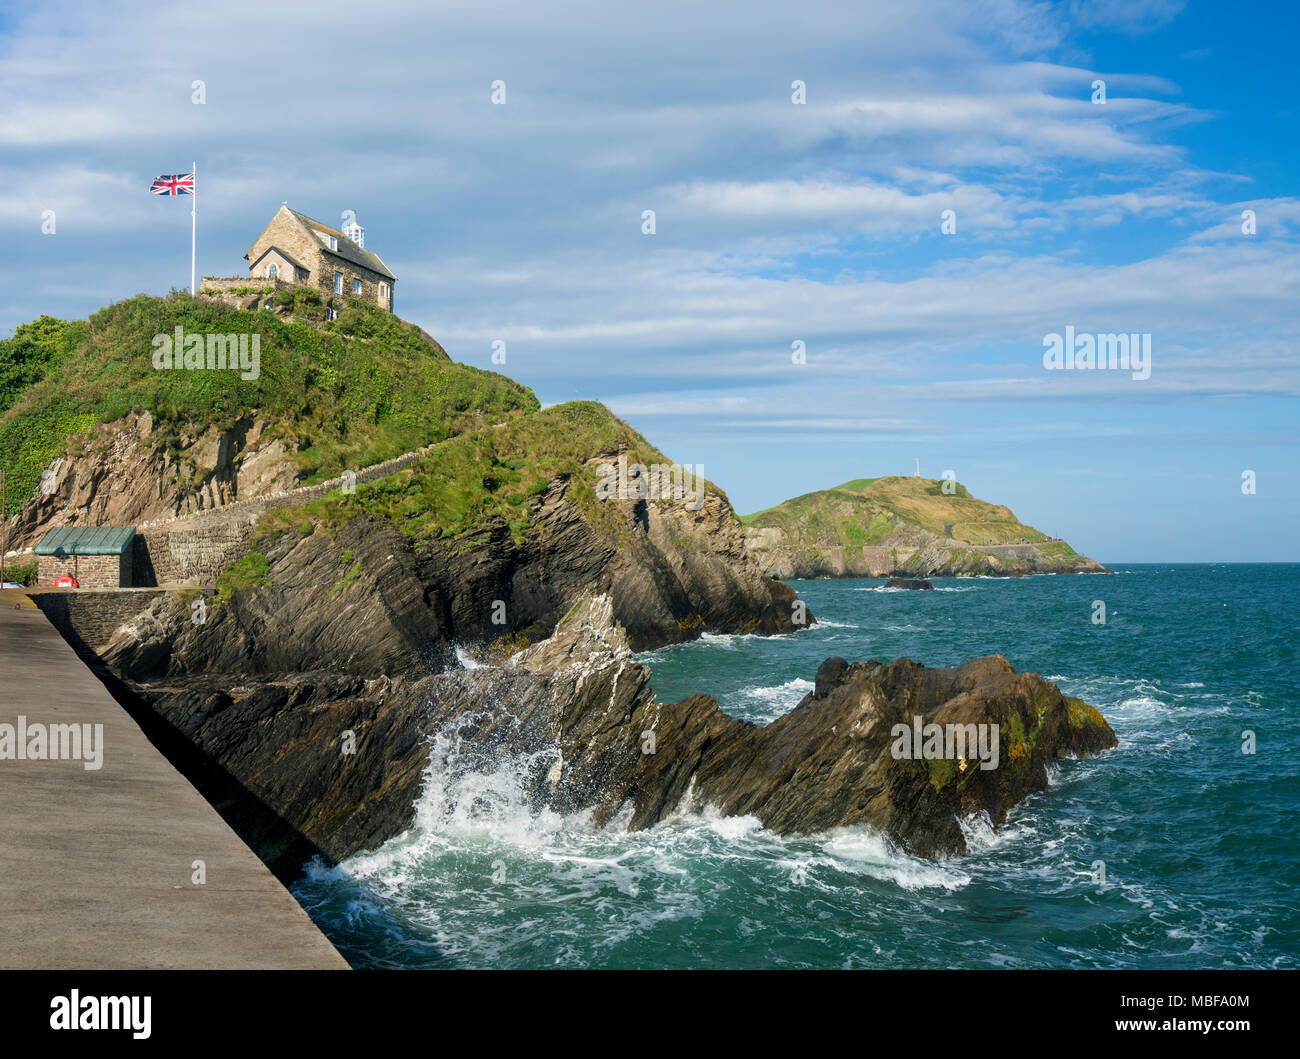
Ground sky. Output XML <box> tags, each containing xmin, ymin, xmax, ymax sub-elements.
<box><xmin>3</xmin><ymin>0</ymin><xmax>1297</xmax><ymax>562</ymax></box>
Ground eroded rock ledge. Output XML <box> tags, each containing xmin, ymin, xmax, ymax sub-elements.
<box><xmin>105</xmin><ymin>595</ymin><xmax>1116</xmax><ymax>878</ymax></box>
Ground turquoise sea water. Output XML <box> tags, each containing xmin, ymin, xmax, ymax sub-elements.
<box><xmin>293</xmin><ymin>564</ymin><xmax>1300</xmax><ymax>968</ymax></box>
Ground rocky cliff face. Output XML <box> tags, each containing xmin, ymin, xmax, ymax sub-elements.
<box><xmin>99</xmin><ymin>593</ymin><xmax>1115</xmax><ymax>880</ymax></box>
<box><xmin>104</xmin><ymin>464</ymin><xmax>804</xmax><ymax>677</ymax></box>
<box><xmin>749</xmin><ymin>533</ymin><xmax>1109</xmax><ymax>579</ymax></box>
<box><xmin>8</xmin><ymin>411</ymin><xmax>303</xmax><ymax>550</ymax></box>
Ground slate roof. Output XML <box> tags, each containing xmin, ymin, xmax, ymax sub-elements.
<box><xmin>35</xmin><ymin>526</ymin><xmax>136</xmax><ymax>556</ymax></box>
<box><xmin>286</xmin><ymin>208</ymin><xmax>397</xmax><ymax>281</ymax></box>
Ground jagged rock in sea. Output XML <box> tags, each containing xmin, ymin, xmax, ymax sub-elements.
<box><xmin>100</xmin><ymin>593</ymin><xmax>1116</xmax><ymax>879</ymax></box>
<box><xmin>886</xmin><ymin>577</ymin><xmax>934</xmax><ymax>590</ymax></box>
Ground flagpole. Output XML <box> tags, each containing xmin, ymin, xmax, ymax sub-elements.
<box><xmin>190</xmin><ymin>161</ymin><xmax>197</xmax><ymax>295</ymax></box>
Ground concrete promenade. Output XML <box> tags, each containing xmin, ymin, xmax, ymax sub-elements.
<box><xmin>0</xmin><ymin>590</ymin><xmax>348</xmax><ymax>968</ymax></box>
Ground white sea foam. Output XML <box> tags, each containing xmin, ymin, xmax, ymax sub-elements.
<box><xmin>696</xmin><ymin>631</ymin><xmax>743</xmax><ymax>649</ymax></box>
<box><xmin>959</xmin><ymin>809</ymin><xmax>1037</xmax><ymax>852</ymax></box>
<box><xmin>821</xmin><ymin>827</ymin><xmax>971</xmax><ymax>891</ymax></box>
<box><xmin>853</xmin><ymin>585</ymin><xmax>971</xmax><ymax>593</ymax></box>
<box><xmin>453</xmin><ymin>645</ymin><xmax>484</xmax><ymax>669</ymax></box>
<box><xmin>733</xmin><ymin>677</ymin><xmax>814</xmax><ymax>720</ymax></box>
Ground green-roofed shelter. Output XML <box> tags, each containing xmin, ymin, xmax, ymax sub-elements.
<box><xmin>35</xmin><ymin>526</ymin><xmax>137</xmax><ymax>588</ymax></box>
<box><xmin>35</xmin><ymin>526</ymin><xmax>136</xmax><ymax>556</ymax></box>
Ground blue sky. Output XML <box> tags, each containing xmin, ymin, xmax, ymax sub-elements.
<box><xmin>3</xmin><ymin>0</ymin><xmax>1297</xmax><ymax>562</ymax></box>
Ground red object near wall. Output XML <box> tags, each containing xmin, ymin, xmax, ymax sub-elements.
<box><xmin>54</xmin><ymin>575</ymin><xmax>79</xmax><ymax>588</ymax></box>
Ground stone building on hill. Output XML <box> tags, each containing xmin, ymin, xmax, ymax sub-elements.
<box><xmin>202</xmin><ymin>205</ymin><xmax>397</xmax><ymax>314</ymax></box>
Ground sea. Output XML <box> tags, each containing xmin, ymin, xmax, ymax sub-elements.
<box><xmin>291</xmin><ymin>564</ymin><xmax>1300</xmax><ymax>969</ymax></box>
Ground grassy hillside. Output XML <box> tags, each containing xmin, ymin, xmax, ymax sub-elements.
<box><xmin>0</xmin><ymin>292</ymin><xmax>537</xmax><ymax>506</ymax></box>
<box><xmin>743</xmin><ymin>476</ymin><xmax>1054</xmax><ymax>547</ymax></box>
<box><xmin>259</xmin><ymin>400</ymin><xmax>729</xmax><ymax>548</ymax></box>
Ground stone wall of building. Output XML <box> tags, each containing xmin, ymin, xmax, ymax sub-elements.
<box><xmin>245</xmin><ymin>208</ymin><xmax>395</xmax><ymax>311</ymax></box>
<box><xmin>37</xmin><ymin>551</ymin><xmax>131</xmax><ymax>589</ymax></box>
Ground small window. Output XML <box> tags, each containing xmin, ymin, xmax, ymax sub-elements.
<box><xmin>268</xmin><ymin>263</ymin><xmax>278</xmax><ymax>279</ymax></box>
<box><xmin>334</xmin><ymin>271</ymin><xmax>342</xmax><ymax>293</ymax></box>
<box><xmin>379</xmin><ymin>282</ymin><xmax>389</xmax><ymax>306</ymax></box>
<box><xmin>352</xmin><ymin>278</ymin><xmax>362</xmax><ymax>295</ymax></box>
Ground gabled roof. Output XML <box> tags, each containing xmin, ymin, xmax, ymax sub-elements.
<box><xmin>35</xmin><ymin>526</ymin><xmax>136</xmax><ymax>556</ymax></box>
<box><xmin>249</xmin><ymin>246</ymin><xmax>309</xmax><ymax>275</ymax></box>
<box><xmin>285</xmin><ymin>207</ymin><xmax>397</xmax><ymax>281</ymax></box>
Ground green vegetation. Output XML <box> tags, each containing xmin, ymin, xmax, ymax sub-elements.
<box><xmin>735</xmin><ymin>474</ymin><xmax>1100</xmax><ymax>575</ymax></box>
<box><xmin>1006</xmin><ymin>698</ymin><xmax>1050</xmax><ymax>763</ymax></box>
<box><xmin>0</xmin><ymin>293</ymin><xmax>537</xmax><ymax>507</ymax></box>
<box><xmin>0</xmin><ymin>315</ymin><xmax>80</xmax><ymax>416</ymax></box>
<box><xmin>928</xmin><ymin>757</ymin><xmax>958</xmax><ymax>792</ymax></box>
<box><xmin>1037</xmin><ymin>540</ymin><xmax>1079</xmax><ymax>562</ymax></box>
<box><xmin>217</xmin><ymin>551</ymin><xmax>271</xmax><ymax>600</ymax></box>
<box><xmin>286</xmin><ymin>400</ymin><xmax>722</xmax><ymax>548</ymax></box>
<box><xmin>251</xmin><ymin>508</ymin><xmax>316</xmax><ymax>549</ymax></box>
<box><xmin>1066</xmin><ymin>697</ymin><xmax>1107</xmax><ymax>731</ymax></box>
<box><xmin>331</xmin><ymin>559</ymin><xmax>363</xmax><ymax>599</ymax></box>
<box><xmin>744</xmin><ymin>476</ymin><xmax>1047</xmax><ymax>544</ymax></box>
<box><xmin>197</xmin><ymin>285</ymin><xmax>274</xmax><ymax>298</ymax></box>
<box><xmin>1</xmin><ymin>559</ymin><xmax>37</xmax><ymax>586</ymax></box>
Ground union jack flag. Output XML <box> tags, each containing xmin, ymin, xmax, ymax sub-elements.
<box><xmin>149</xmin><ymin>172</ymin><xmax>194</xmax><ymax>195</ymax></box>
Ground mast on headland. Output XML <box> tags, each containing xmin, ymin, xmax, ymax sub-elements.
<box><xmin>190</xmin><ymin>161</ymin><xmax>197</xmax><ymax>295</ymax></box>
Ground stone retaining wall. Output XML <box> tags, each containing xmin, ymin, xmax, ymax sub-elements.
<box><xmin>30</xmin><ymin>589</ymin><xmax>174</xmax><ymax>658</ymax></box>
<box><xmin>129</xmin><ymin>440</ymin><xmax>437</xmax><ymax>586</ymax></box>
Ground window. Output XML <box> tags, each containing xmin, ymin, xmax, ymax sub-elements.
<box><xmin>379</xmin><ymin>282</ymin><xmax>389</xmax><ymax>306</ymax></box>
<box><xmin>334</xmin><ymin>271</ymin><xmax>343</xmax><ymax>294</ymax></box>
<box><xmin>315</xmin><ymin>230</ymin><xmax>337</xmax><ymax>251</ymax></box>
<box><xmin>352</xmin><ymin>278</ymin><xmax>362</xmax><ymax>295</ymax></box>
<box><xmin>268</xmin><ymin>264</ymin><xmax>278</xmax><ymax>279</ymax></box>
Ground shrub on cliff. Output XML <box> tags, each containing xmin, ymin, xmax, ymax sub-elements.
<box><xmin>0</xmin><ymin>315</ymin><xmax>81</xmax><ymax>416</ymax></box>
